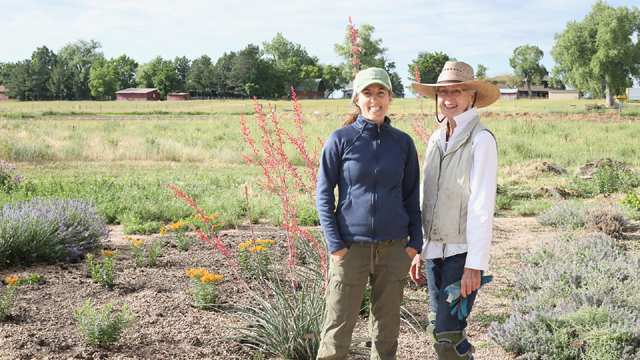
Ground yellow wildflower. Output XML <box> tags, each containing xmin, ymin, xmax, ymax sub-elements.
<box><xmin>201</xmin><ymin>273</ymin><xmax>223</xmax><ymax>283</ymax></box>
<box><xmin>126</xmin><ymin>236</ymin><xmax>132</xmax><ymax>241</ymax></box>
<box><xmin>194</xmin><ymin>214</ymin><xmax>202</xmax><ymax>219</ymax></box>
<box><xmin>133</xmin><ymin>240</ymin><xmax>142</xmax><ymax>246</ymax></box>
<box><xmin>238</xmin><ymin>243</ymin><xmax>248</xmax><ymax>249</ymax></box>
<box><xmin>186</xmin><ymin>268</ymin><xmax>207</xmax><ymax>278</ymax></box>
<box><xmin>5</xmin><ymin>276</ymin><xmax>18</xmax><ymax>284</ymax></box>
<box><xmin>249</xmin><ymin>246</ymin><xmax>267</xmax><ymax>252</ymax></box>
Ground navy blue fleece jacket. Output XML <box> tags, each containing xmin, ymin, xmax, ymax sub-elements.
<box><xmin>316</xmin><ymin>115</ymin><xmax>423</xmax><ymax>254</ymax></box>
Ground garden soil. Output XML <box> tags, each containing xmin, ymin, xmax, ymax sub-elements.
<box><xmin>1</xmin><ymin>218</ymin><xmax>638</xmax><ymax>360</ymax></box>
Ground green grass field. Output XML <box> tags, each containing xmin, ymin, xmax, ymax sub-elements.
<box><xmin>1</xmin><ymin>98</ymin><xmax>639</xmax><ymax>232</ymax></box>
<box><xmin>1</xmin><ymin>97</ymin><xmax>638</xmax><ymax>116</ymax></box>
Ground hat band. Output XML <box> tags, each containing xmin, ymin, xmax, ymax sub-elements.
<box><xmin>436</xmin><ymin>80</ymin><xmax>464</xmax><ymax>85</ymax></box>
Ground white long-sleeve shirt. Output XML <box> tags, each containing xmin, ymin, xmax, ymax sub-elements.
<box><xmin>420</xmin><ymin>108</ymin><xmax>498</xmax><ymax>271</ymax></box>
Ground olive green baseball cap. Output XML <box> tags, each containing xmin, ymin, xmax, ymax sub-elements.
<box><xmin>354</xmin><ymin>67</ymin><xmax>392</xmax><ymax>93</ymax></box>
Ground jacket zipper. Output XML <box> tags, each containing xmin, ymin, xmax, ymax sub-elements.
<box><xmin>373</xmin><ymin>124</ymin><xmax>380</xmax><ymax>239</ymax></box>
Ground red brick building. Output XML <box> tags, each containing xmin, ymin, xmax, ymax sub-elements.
<box><xmin>0</xmin><ymin>86</ymin><xmax>15</xmax><ymax>100</ymax></box>
<box><xmin>167</xmin><ymin>93</ymin><xmax>190</xmax><ymax>101</ymax></box>
<box><xmin>293</xmin><ymin>79</ymin><xmax>326</xmax><ymax>99</ymax></box>
<box><xmin>116</xmin><ymin>88</ymin><xmax>161</xmax><ymax>101</ymax></box>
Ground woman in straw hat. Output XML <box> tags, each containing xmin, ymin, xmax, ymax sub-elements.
<box><xmin>409</xmin><ymin>61</ymin><xmax>499</xmax><ymax>360</ymax></box>
<box><xmin>316</xmin><ymin>67</ymin><xmax>423</xmax><ymax>360</ymax></box>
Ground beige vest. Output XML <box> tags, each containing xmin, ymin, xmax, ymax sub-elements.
<box><xmin>421</xmin><ymin>116</ymin><xmax>494</xmax><ymax>245</ymax></box>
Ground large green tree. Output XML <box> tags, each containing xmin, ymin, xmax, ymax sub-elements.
<box><xmin>30</xmin><ymin>46</ymin><xmax>56</xmax><ymax>100</ymax></box>
<box><xmin>263</xmin><ymin>33</ymin><xmax>317</xmax><ymax>95</ymax></box>
<box><xmin>5</xmin><ymin>60</ymin><xmax>33</xmax><ymax>100</ymax></box>
<box><xmin>111</xmin><ymin>55</ymin><xmax>138</xmax><ymax>90</ymax></box>
<box><xmin>213</xmin><ymin>52</ymin><xmax>236</xmax><ymax>98</ymax></box>
<box><xmin>0</xmin><ymin>62</ymin><xmax>16</xmax><ymax>86</ymax></box>
<box><xmin>190</xmin><ymin>54</ymin><xmax>215</xmax><ymax>97</ymax></box>
<box><xmin>47</xmin><ymin>62</ymin><xmax>70</xmax><ymax>100</ymax></box>
<box><xmin>509</xmin><ymin>44</ymin><xmax>547</xmax><ymax>98</ymax></box>
<box><xmin>476</xmin><ymin>64</ymin><xmax>488</xmax><ymax>81</ymax></box>
<box><xmin>88</xmin><ymin>59</ymin><xmax>118</xmax><ymax>99</ymax></box>
<box><xmin>407</xmin><ymin>51</ymin><xmax>454</xmax><ymax>94</ymax></box>
<box><xmin>173</xmin><ymin>56</ymin><xmax>190</xmax><ymax>93</ymax></box>
<box><xmin>57</xmin><ymin>39</ymin><xmax>104</xmax><ymax>100</ymax></box>
<box><xmin>551</xmin><ymin>1</ymin><xmax>640</xmax><ymax>106</ymax></box>
<box><xmin>227</xmin><ymin>45</ymin><xmax>261</xmax><ymax>97</ymax></box>
<box><xmin>321</xmin><ymin>64</ymin><xmax>342</xmax><ymax>98</ymax></box>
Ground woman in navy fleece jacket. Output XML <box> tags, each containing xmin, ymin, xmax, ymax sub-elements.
<box><xmin>315</xmin><ymin>67</ymin><xmax>423</xmax><ymax>360</ymax></box>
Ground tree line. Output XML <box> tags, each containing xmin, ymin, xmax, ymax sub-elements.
<box><xmin>0</xmin><ymin>24</ymin><xmax>406</xmax><ymax>101</ymax></box>
<box><xmin>1</xmin><ymin>2</ymin><xmax>638</xmax><ymax>104</ymax></box>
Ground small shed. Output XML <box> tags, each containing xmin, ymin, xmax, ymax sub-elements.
<box><xmin>116</xmin><ymin>88</ymin><xmax>161</xmax><ymax>101</ymax></box>
<box><xmin>167</xmin><ymin>93</ymin><xmax>190</xmax><ymax>101</ymax></box>
<box><xmin>0</xmin><ymin>86</ymin><xmax>14</xmax><ymax>100</ymax></box>
<box><xmin>499</xmin><ymin>89</ymin><xmax>519</xmax><ymax>100</ymax></box>
<box><xmin>293</xmin><ymin>79</ymin><xmax>326</xmax><ymax>99</ymax></box>
<box><xmin>548</xmin><ymin>90</ymin><xmax>580</xmax><ymax>100</ymax></box>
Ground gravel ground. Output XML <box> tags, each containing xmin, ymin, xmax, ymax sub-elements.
<box><xmin>3</xmin><ymin>218</ymin><xmax>635</xmax><ymax>360</ymax></box>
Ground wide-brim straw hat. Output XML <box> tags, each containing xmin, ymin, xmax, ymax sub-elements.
<box><xmin>411</xmin><ymin>61</ymin><xmax>500</xmax><ymax>108</ymax></box>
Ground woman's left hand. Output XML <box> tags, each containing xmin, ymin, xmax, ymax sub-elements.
<box><xmin>460</xmin><ymin>268</ymin><xmax>481</xmax><ymax>298</ymax></box>
<box><xmin>405</xmin><ymin>247</ymin><xmax>418</xmax><ymax>261</ymax></box>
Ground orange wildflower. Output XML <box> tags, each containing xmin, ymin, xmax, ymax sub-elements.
<box><xmin>5</xmin><ymin>276</ymin><xmax>18</xmax><ymax>284</ymax></box>
<box><xmin>102</xmin><ymin>251</ymin><xmax>114</xmax><ymax>256</ymax></box>
<box><xmin>249</xmin><ymin>246</ymin><xmax>267</xmax><ymax>252</ymax></box>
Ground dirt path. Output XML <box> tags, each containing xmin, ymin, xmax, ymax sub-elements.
<box><xmin>0</xmin><ymin>218</ymin><xmax>561</xmax><ymax>359</ymax></box>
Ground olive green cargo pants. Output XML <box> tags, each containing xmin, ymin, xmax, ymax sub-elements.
<box><xmin>317</xmin><ymin>238</ymin><xmax>413</xmax><ymax>360</ymax></box>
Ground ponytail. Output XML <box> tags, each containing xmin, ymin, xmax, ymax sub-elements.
<box><xmin>341</xmin><ymin>92</ymin><xmax>361</xmax><ymax>127</ymax></box>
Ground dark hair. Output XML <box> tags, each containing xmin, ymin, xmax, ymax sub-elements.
<box><xmin>341</xmin><ymin>94</ymin><xmax>361</xmax><ymax>127</ymax></box>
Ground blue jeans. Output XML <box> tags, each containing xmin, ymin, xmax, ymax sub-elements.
<box><xmin>429</xmin><ymin>252</ymin><xmax>481</xmax><ymax>355</ymax></box>
<box><xmin>425</xmin><ymin>259</ymin><xmax>438</xmax><ymax>313</ymax></box>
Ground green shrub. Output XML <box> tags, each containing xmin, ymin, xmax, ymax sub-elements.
<box><xmin>585</xmin><ymin>103</ymin><xmax>606</xmax><ymax>113</ymax></box>
<box><xmin>0</xmin><ymin>283</ymin><xmax>16</xmax><ymax>319</ymax></box>
<box><xmin>76</xmin><ymin>299</ymin><xmax>137</xmax><ymax>346</ymax></box>
<box><xmin>86</xmin><ymin>250</ymin><xmax>118</xmax><ymax>287</ymax></box>
<box><xmin>185</xmin><ymin>268</ymin><xmax>223</xmax><ymax>310</ymax></box>
<box><xmin>128</xmin><ymin>238</ymin><xmax>166</xmax><ymax>267</ymax></box>
<box><xmin>15</xmin><ymin>273</ymin><xmax>46</xmax><ymax>286</ymax></box>
<box><xmin>537</xmin><ymin>200</ymin><xmax>590</xmax><ymax>229</ymax></box>
<box><xmin>122</xmin><ymin>217</ymin><xmax>163</xmax><ymax>235</ymax></box>
<box><xmin>512</xmin><ymin>199</ymin><xmax>553</xmax><ymax>216</ymax></box>
<box><xmin>622</xmin><ymin>191</ymin><xmax>640</xmax><ymax>211</ymax></box>
<box><xmin>238</xmin><ymin>240</ymin><xmax>275</xmax><ymax>279</ymax></box>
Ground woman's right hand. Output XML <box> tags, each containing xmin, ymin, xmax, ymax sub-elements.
<box><xmin>410</xmin><ymin>255</ymin><xmax>426</xmax><ymax>285</ymax></box>
<box><xmin>331</xmin><ymin>248</ymin><xmax>348</xmax><ymax>262</ymax></box>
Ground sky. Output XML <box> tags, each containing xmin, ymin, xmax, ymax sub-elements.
<box><xmin>1</xmin><ymin>0</ymin><xmax>637</xmax><ymax>96</ymax></box>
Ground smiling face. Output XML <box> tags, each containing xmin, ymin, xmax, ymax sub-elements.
<box><xmin>356</xmin><ymin>84</ymin><xmax>392</xmax><ymax>124</ymax></box>
<box><xmin>437</xmin><ymin>85</ymin><xmax>476</xmax><ymax>120</ymax></box>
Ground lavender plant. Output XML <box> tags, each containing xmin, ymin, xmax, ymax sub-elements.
<box><xmin>0</xmin><ymin>160</ymin><xmax>25</xmax><ymax>193</ymax></box>
<box><xmin>536</xmin><ymin>200</ymin><xmax>591</xmax><ymax>230</ymax></box>
<box><xmin>490</xmin><ymin>233</ymin><xmax>640</xmax><ymax>359</ymax></box>
<box><xmin>0</xmin><ymin>198</ymin><xmax>109</xmax><ymax>267</ymax></box>
<box><xmin>516</xmin><ymin>233</ymin><xmax>640</xmax><ymax>313</ymax></box>
<box><xmin>490</xmin><ymin>304</ymin><xmax>640</xmax><ymax>360</ymax></box>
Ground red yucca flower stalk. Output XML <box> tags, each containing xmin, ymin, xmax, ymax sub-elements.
<box><xmin>167</xmin><ymin>183</ymin><xmax>246</xmax><ymax>290</ymax></box>
<box><xmin>348</xmin><ymin>16</ymin><xmax>362</xmax><ymax>76</ymax></box>
<box><xmin>240</xmin><ymin>95</ymin><xmax>327</xmax><ymax>281</ymax></box>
